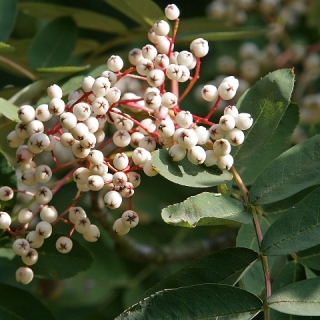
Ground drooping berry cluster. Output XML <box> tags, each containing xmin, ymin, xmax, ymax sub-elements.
<box><xmin>2</xmin><ymin>3</ymin><xmax>252</xmax><ymax>284</ymax></box>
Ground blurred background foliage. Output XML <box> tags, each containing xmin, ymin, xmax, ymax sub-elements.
<box><xmin>0</xmin><ymin>0</ymin><xmax>319</xmax><ymax>319</ymax></box>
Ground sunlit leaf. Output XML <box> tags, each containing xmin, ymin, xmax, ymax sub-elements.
<box><xmin>151</xmin><ymin>149</ymin><xmax>233</xmax><ymax>188</ymax></box>
<box><xmin>0</xmin><ymin>42</ymin><xmax>14</xmax><ymax>51</ymax></box>
<box><xmin>237</xmin><ymin>103</ymin><xmax>299</xmax><ymax>185</ymax></box>
<box><xmin>36</xmin><ymin>65</ymin><xmax>90</xmax><ymax>73</ymax></box>
<box><xmin>233</xmin><ymin>69</ymin><xmax>295</xmax><ymax>163</ymax></box>
<box><xmin>0</xmin><ymin>98</ymin><xmax>19</xmax><ymax>122</ymax></box>
<box><xmin>162</xmin><ymin>192</ymin><xmax>251</xmax><ymax>227</ymax></box>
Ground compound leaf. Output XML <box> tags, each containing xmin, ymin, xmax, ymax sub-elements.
<box><xmin>233</xmin><ymin>69</ymin><xmax>294</xmax><ymax>163</ymax></box>
<box><xmin>249</xmin><ymin>135</ymin><xmax>320</xmax><ymax>205</ymax></box>
<box><xmin>237</xmin><ymin>103</ymin><xmax>299</xmax><ymax>185</ymax></box>
<box><xmin>151</xmin><ymin>149</ymin><xmax>233</xmax><ymax>188</ymax></box>
<box><xmin>117</xmin><ymin>284</ymin><xmax>262</xmax><ymax>320</ymax></box>
<box><xmin>261</xmin><ymin>187</ymin><xmax>320</xmax><ymax>255</ymax></box>
<box><xmin>141</xmin><ymin>247</ymin><xmax>258</xmax><ymax>301</ymax></box>
<box><xmin>162</xmin><ymin>192</ymin><xmax>251</xmax><ymax>227</ymax></box>
<box><xmin>299</xmin><ymin>245</ymin><xmax>320</xmax><ymax>272</ymax></box>
<box><xmin>272</xmin><ymin>261</ymin><xmax>306</xmax><ymax>293</ymax></box>
<box><xmin>268</xmin><ymin>277</ymin><xmax>320</xmax><ymax>316</ymax></box>
<box><xmin>237</xmin><ymin>216</ymin><xmax>273</xmax><ymax>296</ymax></box>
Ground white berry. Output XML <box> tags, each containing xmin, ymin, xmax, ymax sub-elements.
<box><xmin>56</xmin><ymin>236</ymin><xmax>73</xmax><ymax>253</ymax></box>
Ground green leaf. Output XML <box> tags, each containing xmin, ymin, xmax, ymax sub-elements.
<box><xmin>0</xmin><ymin>42</ymin><xmax>14</xmax><ymax>52</ymax></box>
<box><xmin>162</xmin><ymin>192</ymin><xmax>251</xmax><ymax>228</ymax></box>
<box><xmin>34</xmin><ymin>235</ymin><xmax>94</xmax><ymax>279</ymax></box>
<box><xmin>249</xmin><ymin>135</ymin><xmax>320</xmax><ymax>205</ymax></box>
<box><xmin>9</xmin><ymin>76</ymin><xmax>60</xmax><ymax>105</ymax></box>
<box><xmin>19</xmin><ymin>2</ymin><xmax>127</xmax><ymax>34</ymax></box>
<box><xmin>9</xmin><ymin>76</ymin><xmax>61</xmax><ymax>106</ymax></box>
<box><xmin>0</xmin><ymin>38</ymin><xmax>32</xmax><ymax>77</ymax></box>
<box><xmin>237</xmin><ymin>216</ymin><xmax>273</xmax><ymax>296</ymax></box>
<box><xmin>299</xmin><ymin>245</ymin><xmax>320</xmax><ymax>272</ymax></box>
<box><xmin>28</xmin><ymin>17</ymin><xmax>77</xmax><ymax>69</ymax></box>
<box><xmin>305</xmin><ymin>266</ymin><xmax>319</xmax><ymax>279</ymax></box>
<box><xmin>0</xmin><ymin>283</ymin><xmax>56</xmax><ymax>319</ymax></box>
<box><xmin>237</xmin><ymin>216</ymin><xmax>270</xmax><ymax>253</ymax></box>
<box><xmin>0</xmin><ymin>151</ymin><xmax>17</xmax><ymax>212</ymax></box>
<box><xmin>10</xmin><ymin>235</ymin><xmax>94</xmax><ymax>279</ymax></box>
<box><xmin>0</xmin><ymin>0</ymin><xmax>17</xmax><ymax>42</ymax></box>
<box><xmin>263</xmin><ymin>185</ymin><xmax>319</xmax><ymax>213</ymax></box>
<box><xmin>151</xmin><ymin>149</ymin><xmax>233</xmax><ymax>188</ymax></box>
<box><xmin>73</xmin><ymin>38</ymin><xmax>99</xmax><ymax>55</ymax></box>
<box><xmin>0</xmin><ymin>248</ymin><xmax>15</xmax><ymax>260</ymax></box>
<box><xmin>270</xmin><ymin>310</ymin><xmax>320</xmax><ymax>320</ymax></box>
<box><xmin>36</xmin><ymin>65</ymin><xmax>90</xmax><ymax>73</ymax></box>
<box><xmin>268</xmin><ymin>277</ymin><xmax>320</xmax><ymax>316</ymax></box>
<box><xmin>261</xmin><ymin>187</ymin><xmax>320</xmax><ymax>255</ymax></box>
<box><xmin>309</xmin><ymin>120</ymin><xmax>320</xmax><ymax>137</ymax></box>
<box><xmin>272</xmin><ymin>261</ymin><xmax>306</xmax><ymax>292</ymax></box>
<box><xmin>0</xmin><ymin>98</ymin><xmax>19</xmax><ymax>122</ymax></box>
<box><xmin>117</xmin><ymin>284</ymin><xmax>262</xmax><ymax>320</ymax></box>
<box><xmin>232</xmin><ymin>69</ymin><xmax>295</xmax><ymax>163</ymax></box>
<box><xmin>104</xmin><ymin>0</ymin><xmax>164</xmax><ymax>28</ymax></box>
<box><xmin>176</xmin><ymin>27</ymin><xmax>269</xmax><ymax>42</ymax></box>
<box><xmin>237</xmin><ymin>103</ymin><xmax>299</xmax><ymax>185</ymax></box>
<box><xmin>141</xmin><ymin>247</ymin><xmax>258</xmax><ymax>301</ymax></box>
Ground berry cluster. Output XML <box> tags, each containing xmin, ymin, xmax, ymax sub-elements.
<box><xmin>2</xmin><ymin>3</ymin><xmax>252</xmax><ymax>284</ymax></box>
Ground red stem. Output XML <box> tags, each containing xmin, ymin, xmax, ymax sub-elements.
<box><xmin>204</xmin><ymin>96</ymin><xmax>222</xmax><ymax>121</ymax></box>
<box><xmin>51</xmin><ymin>167</ymin><xmax>78</xmax><ymax>195</ymax></box>
<box><xmin>178</xmin><ymin>57</ymin><xmax>201</xmax><ymax>103</ymax></box>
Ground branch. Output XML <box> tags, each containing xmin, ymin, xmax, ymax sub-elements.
<box><xmin>0</xmin><ymin>55</ymin><xmax>37</xmax><ymax>81</ymax></box>
<box><xmin>90</xmin><ymin>191</ymin><xmax>237</xmax><ymax>264</ymax></box>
